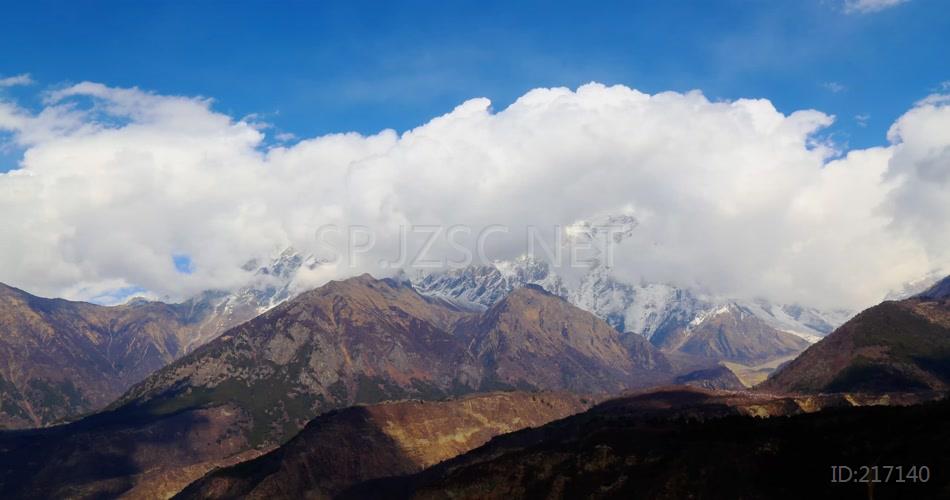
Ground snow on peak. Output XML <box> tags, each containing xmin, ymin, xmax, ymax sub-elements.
<box><xmin>565</xmin><ymin>213</ymin><xmax>639</xmax><ymax>245</ymax></box>
<box><xmin>411</xmin><ymin>257</ymin><xmax>567</xmax><ymax>310</ymax></box>
<box><xmin>413</xmin><ymin>258</ymin><xmax>851</xmax><ymax>344</ymax></box>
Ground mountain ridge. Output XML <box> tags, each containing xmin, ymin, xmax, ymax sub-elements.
<box><xmin>761</xmin><ymin>284</ymin><xmax>950</xmax><ymax>394</ymax></box>
<box><xmin>173</xmin><ymin>391</ymin><xmax>590</xmax><ymax>500</ymax></box>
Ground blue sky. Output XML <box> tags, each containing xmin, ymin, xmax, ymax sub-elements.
<box><xmin>1</xmin><ymin>0</ymin><xmax>947</xmax><ymax>166</ymax></box>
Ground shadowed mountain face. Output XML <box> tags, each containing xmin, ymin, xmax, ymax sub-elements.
<box><xmin>761</xmin><ymin>286</ymin><xmax>950</xmax><ymax>394</ymax></box>
<box><xmin>344</xmin><ymin>388</ymin><xmax>949</xmax><ymax>500</ymax></box>
<box><xmin>0</xmin><ymin>283</ymin><xmax>239</xmax><ymax>429</ymax></box>
<box><xmin>0</xmin><ymin>275</ymin><xmax>672</xmax><ymax>498</ymax></box>
<box><xmin>0</xmin><ymin>402</ymin><xmax>261</xmax><ymax>499</ymax></box>
<box><xmin>174</xmin><ymin>392</ymin><xmax>590</xmax><ymax>500</ymax></box>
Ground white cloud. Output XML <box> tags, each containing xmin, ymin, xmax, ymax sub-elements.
<box><xmin>0</xmin><ymin>73</ymin><xmax>33</xmax><ymax>88</ymax></box>
<box><xmin>0</xmin><ymin>81</ymin><xmax>948</xmax><ymax>310</ymax></box>
<box><xmin>843</xmin><ymin>0</ymin><xmax>910</xmax><ymax>14</ymax></box>
<box><xmin>822</xmin><ymin>82</ymin><xmax>846</xmax><ymax>93</ymax></box>
<box><xmin>855</xmin><ymin>113</ymin><xmax>870</xmax><ymax>127</ymax></box>
<box><xmin>882</xmin><ymin>93</ymin><xmax>950</xmax><ymax>265</ymax></box>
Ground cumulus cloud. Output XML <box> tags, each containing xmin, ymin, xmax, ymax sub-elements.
<box><xmin>0</xmin><ymin>81</ymin><xmax>948</xmax><ymax>310</ymax></box>
<box><xmin>843</xmin><ymin>0</ymin><xmax>910</xmax><ymax>14</ymax></box>
<box><xmin>881</xmin><ymin>94</ymin><xmax>950</xmax><ymax>262</ymax></box>
<box><xmin>0</xmin><ymin>73</ymin><xmax>33</xmax><ymax>88</ymax></box>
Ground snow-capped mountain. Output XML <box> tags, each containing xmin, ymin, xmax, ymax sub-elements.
<box><xmin>568</xmin><ymin>265</ymin><xmax>709</xmax><ymax>339</ymax></box>
<box><xmin>178</xmin><ymin>248</ymin><xmax>323</xmax><ymax>350</ymax></box>
<box><xmin>885</xmin><ymin>270</ymin><xmax>945</xmax><ymax>301</ymax></box>
<box><xmin>411</xmin><ymin>258</ymin><xmax>853</xmax><ymax>350</ymax></box>
<box><xmin>411</xmin><ymin>257</ymin><xmax>568</xmax><ymax>310</ymax></box>
<box><xmin>734</xmin><ymin>300</ymin><xmax>852</xmax><ymax>343</ymax></box>
<box><xmin>174</xmin><ymin>241</ymin><xmax>853</xmax><ymax>362</ymax></box>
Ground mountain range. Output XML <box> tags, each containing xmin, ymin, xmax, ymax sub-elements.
<box><xmin>0</xmin><ymin>269</ymin><xmax>948</xmax><ymax>498</ymax></box>
<box><xmin>412</xmin><ymin>257</ymin><xmax>848</xmax><ymax>380</ymax></box>
<box><xmin>0</xmin><ymin>240</ymin><xmax>915</xmax><ymax>430</ymax></box>
<box><xmin>114</xmin><ymin>276</ymin><xmax>675</xmax><ymax>446</ymax></box>
<box><xmin>0</xmin><ymin>274</ymin><xmax>686</xmax><ymax>498</ymax></box>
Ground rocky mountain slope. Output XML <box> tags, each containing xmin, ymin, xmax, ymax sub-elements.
<box><xmin>345</xmin><ymin>388</ymin><xmax>949</xmax><ymax>500</ymax></box>
<box><xmin>0</xmin><ymin>282</ymin><xmax>221</xmax><ymax>429</ymax></box>
<box><xmin>761</xmin><ymin>276</ymin><xmax>950</xmax><ymax>394</ymax></box>
<box><xmin>0</xmin><ymin>249</ymin><xmax>320</xmax><ymax>429</ymax></box>
<box><xmin>175</xmin><ymin>392</ymin><xmax>589</xmax><ymax>500</ymax></box>
<box><xmin>452</xmin><ymin>284</ymin><xmax>673</xmax><ymax>393</ymax></box>
<box><xmin>112</xmin><ymin>275</ymin><xmax>473</xmax><ymax>446</ymax></box>
<box><xmin>115</xmin><ymin>276</ymin><xmax>672</xmax><ymax>445</ymax></box>
<box><xmin>653</xmin><ymin>304</ymin><xmax>811</xmax><ymax>365</ymax></box>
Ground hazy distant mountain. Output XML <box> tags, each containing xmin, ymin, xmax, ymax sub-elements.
<box><xmin>762</xmin><ymin>276</ymin><xmax>950</xmax><ymax>394</ymax></box>
<box><xmin>174</xmin><ymin>392</ymin><xmax>590</xmax><ymax>500</ymax></box>
<box><xmin>884</xmin><ymin>271</ymin><xmax>945</xmax><ymax>301</ymax></box>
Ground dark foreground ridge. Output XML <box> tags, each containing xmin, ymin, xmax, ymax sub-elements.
<box><xmin>341</xmin><ymin>388</ymin><xmax>950</xmax><ymax>500</ymax></box>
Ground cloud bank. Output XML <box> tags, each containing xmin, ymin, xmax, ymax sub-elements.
<box><xmin>1</xmin><ymin>81</ymin><xmax>948</xmax><ymax>310</ymax></box>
